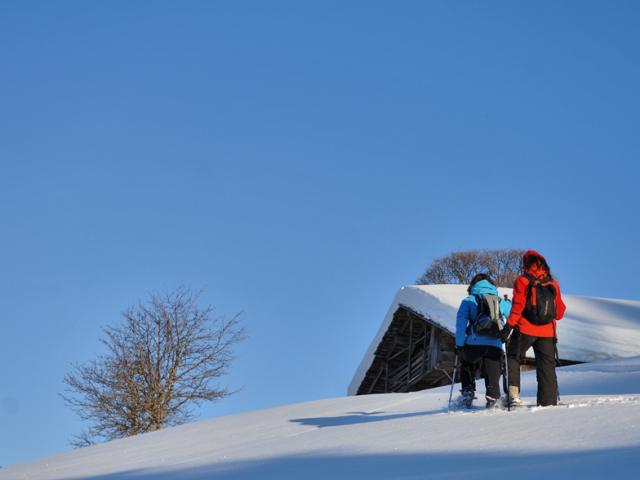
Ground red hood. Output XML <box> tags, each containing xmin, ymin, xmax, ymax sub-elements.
<box><xmin>524</xmin><ymin>250</ymin><xmax>546</xmax><ymax>262</ymax></box>
<box><xmin>523</xmin><ymin>250</ymin><xmax>550</xmax><ymax>278</ymax></box>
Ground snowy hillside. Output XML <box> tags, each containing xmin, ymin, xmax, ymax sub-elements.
<box><xmin>349</xmin><ymin>285</ymin><xmax>640</xmax><ymax>395</ymax></box>
<box><xmin>3</xmin><ymin>357</ymin><xmax>640</xmax><ymax>479</ymax></box>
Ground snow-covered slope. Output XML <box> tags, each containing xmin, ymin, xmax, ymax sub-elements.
<box><xmin>349</xmin><ymin>285</ymin><xmax>640</xmax><ymax>395</ymax></box>
<box><xmin>3</xmin><ymin>357</ymin><xmax>640</xmax><ymax>479</ymax></box>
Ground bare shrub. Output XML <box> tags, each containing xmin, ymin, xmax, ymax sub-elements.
<box><xmin>62</xmin><ymin>287</ymin><xmax>245</xmax><ymax>447</ymax></box>
<box><xmin>417</xmin><ymin>249</ymin><xmax>525</xmax><ymax>287</ymax></box>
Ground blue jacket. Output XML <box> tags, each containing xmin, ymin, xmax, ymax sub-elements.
<box><xmin>455</xmin><ymin>280</ymin><xmax>512</xmax><ymax>349</ymax></box>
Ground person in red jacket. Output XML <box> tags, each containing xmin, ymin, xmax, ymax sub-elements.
<box><xmin>501</xmin><ymin>250</ymin><xmax>566</xmax><ymax>407</ymax></box>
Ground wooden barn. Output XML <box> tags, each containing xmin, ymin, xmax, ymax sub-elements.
<box><xmin>353</xmin><ymin>304</ymin><xmax>456</xmax><ymax>395</ymax></box>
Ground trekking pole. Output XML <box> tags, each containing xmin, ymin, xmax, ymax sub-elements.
<box><xmin>447</xmin><ymin>353</ymin><xmax>459</xmax><ymax>413</ymax></box>
<box><xmin>503</xmin><ymin>341</ymin><xmax>510</xmax><ymax>412</ymax></box>
<box><xmin>553</xmin><ymin>322</ymin><xmax>561</xmax><ymax>404</ymax></box>
<box><xmin>554</xmin><ymin>340</ymin><xmax>561</xmax><ymax>404</ymax></box>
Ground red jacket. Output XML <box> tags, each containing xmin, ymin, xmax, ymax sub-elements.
<box><xmin>507</xmin><ymin>250</ymin><xmax>566</xmax><ymax>338</ymax></box>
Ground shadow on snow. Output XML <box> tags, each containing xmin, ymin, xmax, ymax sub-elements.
<box><xmin>290</xmin><ymin>407</ymin><xmax>447</xmax><ymax>428</ymax></box>
<box><xmin>68</xmin><ymin>446</ymin><xmax>640</xmax><ymax>480</ymax></box>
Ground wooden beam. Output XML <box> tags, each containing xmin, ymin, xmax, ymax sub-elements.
<box><xmin>421</xmin><ymin>323</ymin><xmax>429</xmax><ymax>375</ymax></box>
<box><xmin>428</xmin><ymin>326</ymin><xmax>439</xmax><ymax>370</ymax></box>
<box><xmin>387</xmin><ymin>345</ymin><xmax>409</xmax><ymax>361</ymax></box>
<box><xmin>367</xmin><ymin>363</ymin><xmax>386</xmax><ymax>394</ymax></box>
<box><xmin>385</xmin><ymin>360</ymin><xmax>390</xmax><ymax>392</ymax></box>
<box><xmin>407</xmin><ymin>318</ymin><xmax>413</xmax><ymax>386</ymax></box>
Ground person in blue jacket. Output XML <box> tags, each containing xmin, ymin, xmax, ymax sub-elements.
<box><xmin>455</xmin><ymin>273</ymin><xmax>512</xmax><ymax>408</ymax></box>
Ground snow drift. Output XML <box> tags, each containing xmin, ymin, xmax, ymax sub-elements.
<box><xmin>2</xmin><ymin>357</ymin><xmax>640</xmax><ymax>479</ymax></box>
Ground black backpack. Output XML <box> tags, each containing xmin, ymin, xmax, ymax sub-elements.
<box><xmin>523</xmin><ymin>274</ymin><xmax>557</xmax><ymax>325</ymax></box>
<box><xmin>471</xmin><ymin>294</ymin><xmax>504</xmax><ymax>338</ymax></box>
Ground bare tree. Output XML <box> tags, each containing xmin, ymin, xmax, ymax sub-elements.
<box><xmin>489</xmin><ymin>249</ymin><xmax>525</xmax><ymax>287</ymax></box>
<box><xmin>62</xmin><ymin>287</ymin><xmax>245</xmax><ymax>447</ymax></box>
<box><xmin>417</xmin><ymin>249</ymin><xmax>525</xmax><ymax>287</ymax></box>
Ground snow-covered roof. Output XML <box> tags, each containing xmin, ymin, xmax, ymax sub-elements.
<box><xmin>348</xmin><ymin>285</ymin><xmax>640</xmax><ymax>395</ymax></box>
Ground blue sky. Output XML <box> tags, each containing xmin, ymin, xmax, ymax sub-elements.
<box><xmin>1</xmin><ymin>0</ymin><xmax>639</xmax><ymax>466</ymax></box>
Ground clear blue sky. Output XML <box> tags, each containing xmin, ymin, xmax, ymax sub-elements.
<box><xmin>1</xmin><ymin>0</ymin><xmax>639</xmax><ymax>466</ymax></box>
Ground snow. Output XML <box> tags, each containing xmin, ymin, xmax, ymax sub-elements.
<box><xmin>3</xmin><ymin>356</ymin><xmax>640</xmax><ymax>479</ymax></box>
<box><xmin>348</xmin><ymin>285</ymin><xmax>640</xmax><ymax>395</ymax></box>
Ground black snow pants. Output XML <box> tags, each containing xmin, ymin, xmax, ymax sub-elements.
<box><xmin>461</xmin><ymin>345</ymin><xmax>503</xmax><ymax>400</ymax></box>
<box><xmin>506</xmin><ymin>331</ymin><xmax>558</xmax><ymax>406</ymax></box>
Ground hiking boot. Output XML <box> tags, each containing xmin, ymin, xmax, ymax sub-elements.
<box><xmin>460</xmin><ymin>389</ymin><xmax>475</xmax><ymax>409</ymax></box>
<box><xmin>485</xmin><ymin>396</ymin><xmax>498</xmax><ymax>409</ymax></box>
<box><xmin>507</xmin><ymin>386</ymin><xmax>523</xmax><ymax>407</ymax></box>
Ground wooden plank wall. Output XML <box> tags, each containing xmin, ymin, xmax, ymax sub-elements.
<box><xmin>356</xmin><ymin>306</ymin><xmax>456</xmax><ymax>395</ymax></box>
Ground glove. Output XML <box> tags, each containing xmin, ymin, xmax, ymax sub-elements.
<box><xmin>501</xmin><ymin>324</ymin><xmax>514</xmax><ymax>343</ymax></box>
